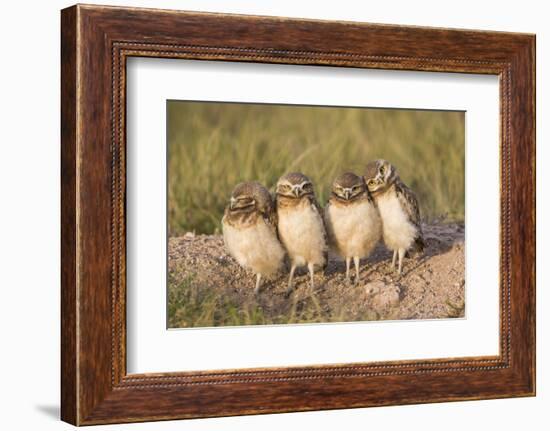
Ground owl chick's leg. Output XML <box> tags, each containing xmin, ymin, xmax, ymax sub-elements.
<box><xmin>345</xmin><ymin>257</ymin><xmax>351</xmax><ymax>283</ymax></box>
<box><xmin>286</xmin><ymin>264</ymin><xmax>297</xmax><ymax>295</ymax></box>
<box><xmin>254</xmin><ymin>273</ymin><xmax>262</xmax><ymax>295</ymax></box>
<box><xmin>308</xmin><ymin>262</ymin><xmax>315</xmax><ymax>291</ymax></box>
<box><xmin>353</xmin><ymin>256</ymin><xmax>361</xmax><ymax>284</ymax></box>
<box><xmin>397</xmin><ymin>248</ymin><xmax>406</xmax><ymax>275</ymax></box>
<box><xmin>391</xmin><ymin>250</ymin><xmax>398</xmax><ymax>269</ymax></box>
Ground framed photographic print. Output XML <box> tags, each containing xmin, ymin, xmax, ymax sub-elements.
<box><xmin>61</xmin><ymin>4</ymin><xmax>535</xmax><ymax>425</ymax></box>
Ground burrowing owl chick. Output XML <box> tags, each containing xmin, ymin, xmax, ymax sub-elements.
<box><xmin>364</xmin><ymin>159</ymin><xmax>424</xmax><ymax>274</ymax></box>
<box><xmin>222</xmin><ymin>181</ymin><xmax>286</xmax><ymax>294</ymax></box>
<box><xmin>324</xmin><ymin>172</ymin><xmax>381</xmax><ymax>284</ymax></box>
<box><xmin>275</xmin><ymin>172</ymin><xmax>328</xmax><ymax>293</ymax></box>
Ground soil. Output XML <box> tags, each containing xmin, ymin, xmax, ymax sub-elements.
<box><xmin>168</xmin><ymin>223</ymin><xmax>465</xmax><ymax>326</ymax></box>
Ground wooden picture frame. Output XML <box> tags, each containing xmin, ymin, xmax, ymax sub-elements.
<box><xmin>61</xmin><ymin>4</ymin><xmax>535</xmax><ymax>425</ymax></box>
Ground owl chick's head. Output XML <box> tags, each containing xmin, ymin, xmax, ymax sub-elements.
<box><xmin>275</xmin><ymin>172</ymin><xmax>314</xmax><ymax>199</ymax></box>
<box><xmin>364</xmin><ymin>159</ymin><xmax>398</xmax><ymax>195</ymax></box>
<box><xmin>228</xmin><ymin>181</ymin><xmax>272</xmax><ymax>214</ymax></box>
<box><xmin>331</xmin><ymin>172</ymin><xmax>367</xmax><ymax>202</ymax></box>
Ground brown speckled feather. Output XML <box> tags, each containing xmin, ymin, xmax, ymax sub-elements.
<box><xmin>261</xmin><ymin>197</ymin><xmax>278</xmax><ymax>234</ymax></box>
<box><xmin>394</xmin><ymin>180</ymin><xmax>425</xmax><ymax>252</ymax></box>
<box><xmin>306</xmin><ymin>194</ymin><xmax>329</xmax><ymax>268</ymax></box>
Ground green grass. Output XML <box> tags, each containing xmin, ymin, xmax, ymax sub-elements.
<box><xmin>168</xmin><ymin>275</ymin><xmax>380</xmax><ymax>328</ymax></box>
<box><xmin>168</xmin><ymin>101</ymin><xmax>465</xmax><ymax>236</ymax></box>
<box><xmin>168</xmin><ymin>276</ymin><xmax>267</xmax><ymax>327</ymax></box>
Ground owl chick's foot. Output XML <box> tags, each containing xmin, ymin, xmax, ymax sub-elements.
<box><xmin>396</xmin><ymin>248</ymin><xmax>406</xmax><ymax>275</ymax></box>
<box><xmin>254</xmin><ymin>273</ymin><xmax>262</xmax><ymax>295</ymax></box>
<box><xmin>345</xmin><ymin>257</ymin><xmax>352</xmax><ymax>285</ymax></box>
<box><xmin>308</xmin><ymin>262</ymin><xmax>315</xmax><ymax>292</ymax></box>
<box><xmin>382</xmin><ymin>251</ymin><xmax>396</xmax><ymax>275</ymax></box>
<box><xmin>353</xmin><ymin>256</ymin><xmax>361</xmax><ymax>285</ymax></box>
<box><xmin>285</xmin><ymin>265</ymin><xmax>297</xmax><ymax>297</ymax></box>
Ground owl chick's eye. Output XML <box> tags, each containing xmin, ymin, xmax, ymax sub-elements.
<box><xmin>368</xmin><ymin>180</ymin><xmax>375</xmax><ymax>187</ymax></box>
<box><xmin>379</xmin><ymin>166</ymin><xmax>386</xmax><ymax>175</ymax></box>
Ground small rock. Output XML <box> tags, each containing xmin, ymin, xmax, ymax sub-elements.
<box><xmin>367</xmin><ymin>282</ymin><xmax>401</xmax><ymax>311</ymax></box>
<box><xmin>184</xmin><ymin>232</ymin><xmax>195</xmax><ymax>239</ymax></box>
<box><xmin>364</xmin><ymin>280</ymin><xmax>385</xmax><ymax>295</ymax></box>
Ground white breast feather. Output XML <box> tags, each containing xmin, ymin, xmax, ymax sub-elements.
<box><xmin>277</xmin><ymin>200</ymin><xmax>327</xmax><ymax>268</ymax></box>
<box><xmin>222</xmin><ymin>217</ymin><xmax>285</xmax><ymax>277</ymax></box>
<box><xmin>376</xmin><ymin>191</ymin><xmax>417</xmax><ymax>251</ymax></box>
<box><xmin>325</xmin><ymin>200</ymin><xmax>381</xmax><ymax>259</ymax></box>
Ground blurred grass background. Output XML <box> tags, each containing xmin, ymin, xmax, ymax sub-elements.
<box><xmin>168</xmin><ymin>101</ymin><xmax>464</xmax><ymax>236</ymax></box>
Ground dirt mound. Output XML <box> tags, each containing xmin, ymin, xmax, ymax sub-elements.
<box><xmin>168</xmin><ymin>223</ymin><xmax>465</xmax><ymax>328</ymax></box>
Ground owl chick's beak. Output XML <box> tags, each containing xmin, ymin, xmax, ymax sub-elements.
<box><xmin>229</xmin><ymin>197</ymin><xmax>237</xmax><ymax>210</ymax></box>
<box><xmin>343</xmin><ymin>189</ymin><xmax>351</xmax><ymax>200</ymax></box>
<box><xmin>292</xmin><ymin>186</ymin><xmax>301</xmax><ymax>198</ymax></box>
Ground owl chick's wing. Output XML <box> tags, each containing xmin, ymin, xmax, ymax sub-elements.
<box><xmin>308</xmin><ymin>196</ymin><xmax>327</xmax><ymax>237</ymax></box>
<box><xmin>395</xmin><ymin>181</ymin><xmax>425</xmax><ymax>252</ymax></box>
<box><xmin>259</xmin><ymin>198</ymin><xmax>278</xmax><ymax>235</ymax></box>
<box><xmin>221</xmin><ymin>205</ymin><xmax>231</xmax><ymax>227</ymax></box>
<box><xmin>322</xmin><ymin>196</ymin><xmax>331</xmax><ymax>216</ymax></box>
<box><xmin>307</xmin><ymin>195</ymin><xmax>329</xmax><ymax>268</ymax></box>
